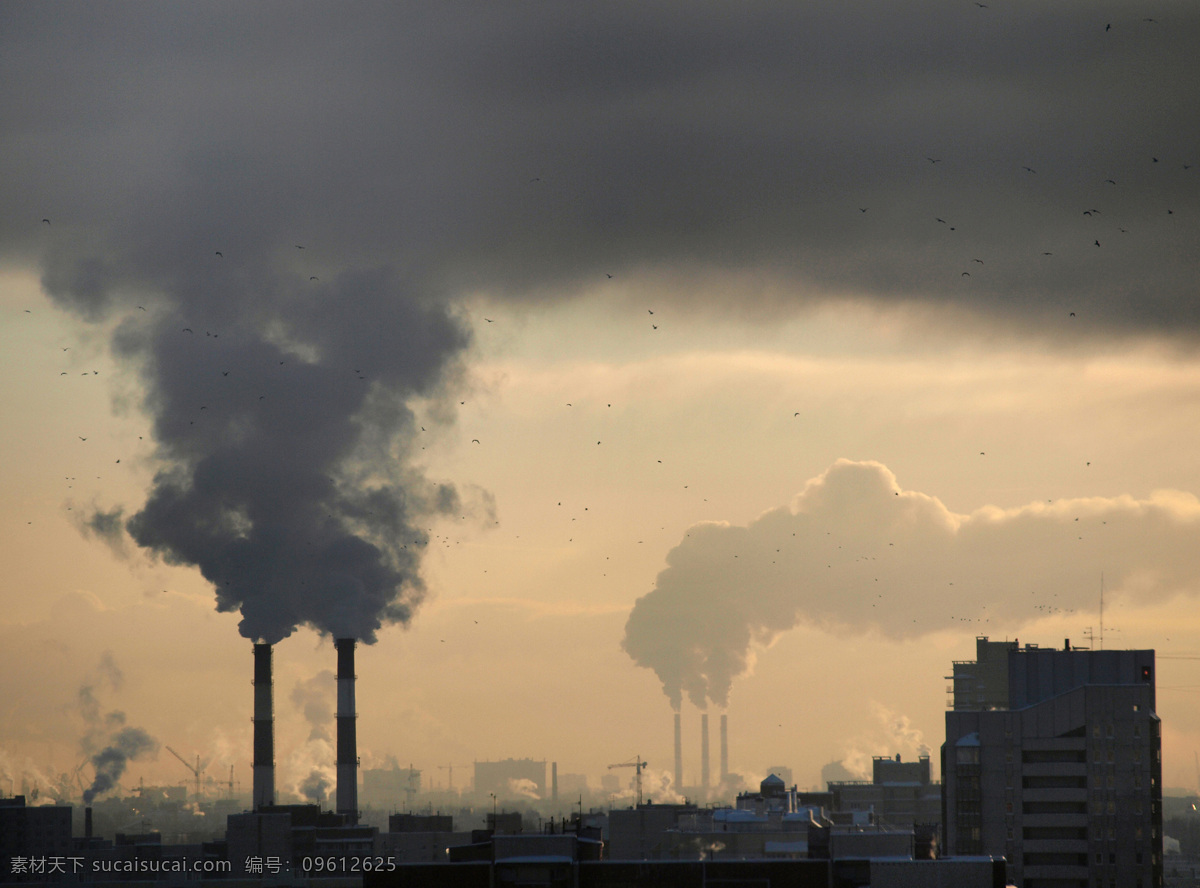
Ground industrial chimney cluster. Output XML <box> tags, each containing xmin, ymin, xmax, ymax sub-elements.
<box><xmin>252</xmin><ymin>640</ymin><xmax>733</xmax><ymax>815</ymax></box>
<box><xmin>250</xmin><ymin>639</ymin><xmax>359</xmax><ymax>824</ymax></box>
<box><xmin>672</xmin><ymin>711</ymin><xmax>730</xmax><ymax>796</ymax></box>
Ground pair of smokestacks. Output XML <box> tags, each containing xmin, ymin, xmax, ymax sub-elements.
<box><xmin>252</xmin><ymin>639</ymin><xmax>358</xmax><ymax>823</ymax></box>
<box><xmin>673</xmin><ymin>712</ymin><xmax>727</xmax><ymax>792</ymax></box>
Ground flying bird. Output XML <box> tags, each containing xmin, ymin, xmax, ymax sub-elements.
<box><xmin>471</xmin><ymin>439</ymin><xmax>480</xmax><ymax>444</ymax></box>
<box><xmin>41</xmin><ymin>218</ymin><xmax>51</xmax><ymax>225</ymax></box>
<box><xmin>182</xmin><ymin>328</ymin><xmax>193</xmax><ymax>333</ymax></box>
<box><xmin>1023</xmin><ymin>167</ymin><xmax>1036</xmax><ymax>173</ymax></box>
<box><xmin>214</xmin><ymin>251</ymin><xmax>223</xmax><ymax>257</ymax></box>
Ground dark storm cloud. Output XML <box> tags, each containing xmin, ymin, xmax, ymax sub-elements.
<box><xmin>623</xmin><ymin>460</ymin><xmax>1200</xmax><ymax>710</ymax></box>
<box><xmin>2</xmin><ymin>2</ymin><xmax>1197</xmax><ymax>337</ymax></box>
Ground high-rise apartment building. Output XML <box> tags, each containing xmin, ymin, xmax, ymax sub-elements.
<box><xmin>943</xmin><ymin>637</ymin><xmax>1162</xmax><ymax>888</ymax></box>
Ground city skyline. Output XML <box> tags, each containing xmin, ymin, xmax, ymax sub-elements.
<box><xmin>2</xmin><ymin>1</ymin><xmax>1199</xmax><ymax>808</ymax></box>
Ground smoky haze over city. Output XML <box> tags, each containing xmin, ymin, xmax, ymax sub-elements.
<box><xmin>3</xmin><ymin>0</ymin><xmax>1200</xmax><ymax>835</ymax></box>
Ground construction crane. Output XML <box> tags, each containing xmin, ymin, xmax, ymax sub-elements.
<box><xmin>437</xmin><ymin>763</ymin><xmax>469</xmax><ymax>793</ymax></box>
<box><xmin>165</xmin><ymin>747</ymin><xmax>207</xmax><ymax>802</ymax></box>
<box><xmin>608</xmin><ymin>756</ymin><xmax>649</xmax><ymax>807</ymax></box>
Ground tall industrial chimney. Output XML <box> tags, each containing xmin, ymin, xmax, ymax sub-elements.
<box><xmin>720</xmin><ymin>713</ymin><xmax>728</xmax><ymax>784</ymax></box>
<box><xmin>673</xmin><ymin>712</ymin><xmax>682</xmax><ymax>793</ymax></box>
<box><xmin>700</xmin><ymin>713</ymin><xmax>710</xmax><ymax>791</ymax></box>
<box><xmin>252</xmin><ymin>643</ymin><xmax>275</xmax><ymax>810</ymax></box>
<box><xmin>335</xmin><ymin>638</ymin><xmax>358</xmax><ymax>824</ymax></box>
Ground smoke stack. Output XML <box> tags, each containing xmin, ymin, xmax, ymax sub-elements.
<box><xmin>252</xmin><ymin>643</ymin><xmax>275</xmax><ymax>810</ymax></box>
<box><xmin>84</xmin><ymin>806</ymin><xmax>93</xmax><ymax>839</ymax></box>
<box><xmin>552</xmin><ymin>762</ymin><xmax>558</xmax><ymax>803</ymax></box>
<box><xmin>673</xmin><ymin>712</ymin><xmax>682</xmax><ymax>793</ymax></box>
<box><xmin>720</xmin><ymin>714</ymin><xmax>728</xmax><ymax>784</ymax></box>
<box><xmin>335</xmin><ymin>638</ymin><xmax>358</xmax><ymax>824</ymax></box>
<box><xmin>700</xmin><ymin>713</ymin><xmax>710</xmax><ymax>791</ymax></box>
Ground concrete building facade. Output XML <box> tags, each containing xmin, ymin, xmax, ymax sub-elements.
<box><xmin>943</xmin><ymin>637</ymin><xmax>1163</xmax><ymax>888</ymax></box>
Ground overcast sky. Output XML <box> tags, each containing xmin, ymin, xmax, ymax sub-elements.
<box><xmin>2</xmin><ymin>1</ymin><xmax>1199</xmax><ymax>803</ymax></box>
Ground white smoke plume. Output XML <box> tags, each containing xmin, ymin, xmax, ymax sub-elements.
<box><xmin>290</xmin><ymin>671</ymin><xmax>335</xmax><ymax>743</ymax></box>
<box><xmin>624</xmin><ymin>459</ymin><xmax>1200</xmax><ymax>710</ymax></box>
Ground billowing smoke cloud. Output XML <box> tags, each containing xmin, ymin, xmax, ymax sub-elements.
<box><xmin>624</xmin><ymin>459</ymin><xmax>1200</xmax><ymax>710</ymax></box>
<box><xmin>299</xmin><ymin>769</ymin><xmax>330</xmax><ymax>805</ymax></box>
<box><xmin>505</xmin><ymin>777</ymin><xmax>541</xmax><ymax>800</ymax></box>
<box><xmin>82</xmin><ymin>727</ymin><xmax>158</xmax><ymax>804</ymax></box>
<box><xmin>110</xmin><ymin>267</ymin><xmax>471</xmax><ymax>644</ymax></box>
<box><xmin>76</xmin><ymin>654</ymin><xmax>159</xmax><ymax>804</ymax></box>
<box><xmin>835</xmin><ymin>703</ymin><xmax>932</xmax><ymax>781</ymax></box>
<box><xmin>291</xmin><ymin>671</ymin><xmax>335</xmax><ymax>742</ymax></box>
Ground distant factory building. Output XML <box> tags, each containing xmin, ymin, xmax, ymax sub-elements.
<box><xmin>361</xmin><ymin>765</ymin><xmax>421</xmax><ymax>809</ymax></box>
<box><xmin>826</xmin><ymin>754</ymin><xmax>942</xmax><ymax>833</ymax></box>
<box><xmin>943</xmin><ymin>636</ymin><xmax>1163</xmax><ymax>888</ymax></box>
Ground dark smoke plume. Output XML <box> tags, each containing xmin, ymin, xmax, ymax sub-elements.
<box><xmin>76</xmin><ymin>653</ymin><xmax>157</xmax><ymax>804</ymax></box>
<box><xmin>116</xmin><ymin>267</ymin><xmax>470</xmax><ymax>643</ymax></box>
<box><xmin>82</xmin><ymin>727</ymin><xmax>158</xmax><ymax>804</ymax></box>
<box><xmin>44</xmin><ymin>234</ymin><xmax>471</xmax><ymax>643</ymax></box>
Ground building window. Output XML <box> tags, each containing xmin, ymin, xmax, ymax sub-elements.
<box><xmin>1106</xmin><ymin>724</ymin><xmax>1114</xmax><ymax>738</ymax></box>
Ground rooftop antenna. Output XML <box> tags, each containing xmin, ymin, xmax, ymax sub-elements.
<box><xmin>1099</xmin><ymin>571</ymin><xmax>1104</xmax><ymax>651</ymax></box>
